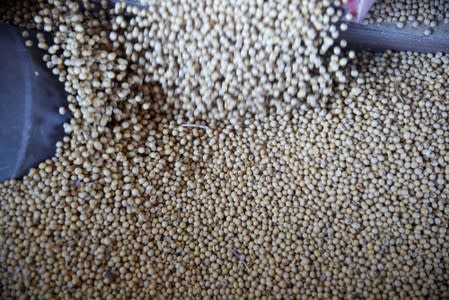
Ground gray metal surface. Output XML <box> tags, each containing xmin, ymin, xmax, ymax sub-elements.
<box><xmin>341</xmin><ymin>21</ymin><xmax>449</xmax><ymax>53</ymax></box>
<box><xmin>0</xmin><ymin>23</ymin><xmax>69</xmax><ymax>182</ymax></box>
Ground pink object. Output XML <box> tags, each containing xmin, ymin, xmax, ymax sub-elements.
<box><xmin>343</xmin><ymin>0</ymin><xmax>376</xmax><ymax>22</ymax></box>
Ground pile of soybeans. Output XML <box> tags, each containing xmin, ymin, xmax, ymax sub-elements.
<box><xmin>1</xmin><ymin>0</ymin><xmax>448</xmax><ymax>298</ymax></box>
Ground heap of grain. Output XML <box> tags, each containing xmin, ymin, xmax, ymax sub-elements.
<box><xmin>0</xmin><ymin>0</ymin><xmax>448</xmax><ymax>299</ymax></box>
<box><xmin>134</xmin><ymin>0</ymin><xmax>350</xmax><ymax>120</ymax></box>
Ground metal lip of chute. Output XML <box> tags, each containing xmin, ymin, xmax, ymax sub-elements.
<box><xmin>0</xmin><ymin>22</ymin><xmax>70</xmax><ymax>183</ymax></box>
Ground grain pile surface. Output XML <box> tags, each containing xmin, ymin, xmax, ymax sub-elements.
<box><xmin>1</xmin><ymin>0</ymin><xmax>449</xmax><ymax>299</ymax></box>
